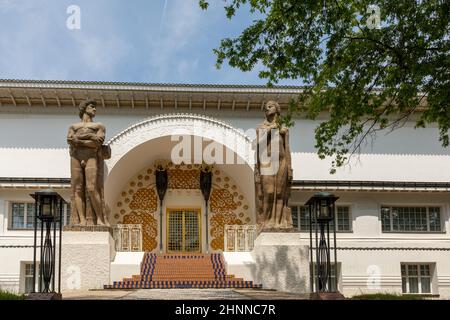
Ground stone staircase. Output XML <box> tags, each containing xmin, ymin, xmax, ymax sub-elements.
<box><xmin>104</xmin><ymin>253</ymin><xmax>261</xmax><ymax>289</ymax></box>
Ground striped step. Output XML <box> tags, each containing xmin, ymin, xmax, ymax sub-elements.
<box><xmin>104</xmin><ymin>252</ymin><xmax>262</xmax><ymax>289</ymax></box>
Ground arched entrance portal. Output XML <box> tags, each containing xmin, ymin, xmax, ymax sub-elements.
<box><xmin>104</xmin><ymin>114</ymin><xmax>255</xmax><ymax>253</ymax></box>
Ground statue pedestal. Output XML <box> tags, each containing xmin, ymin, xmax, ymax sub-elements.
<box><xmin>251</xmin><ymin>232</ymin><xmax>310</xmax><ymax>294</ymax></box>
<box><xmin>61</xmin><ymin>231</ymin><xmax>115</xmax><ymax>292</ymax></box>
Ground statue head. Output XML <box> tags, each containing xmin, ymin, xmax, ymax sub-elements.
<box><xmin>264</xmin><ymin>101</ymin><xmax>280</xmax><ymax>118</ymax></box>
<box><xmin>79</xmin><ymin>99</ymin><xmax>97</xmax><ymax>119</ymax></box>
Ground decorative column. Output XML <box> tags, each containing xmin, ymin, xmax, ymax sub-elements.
<box><xmin>200</xmin><ymin>165</ymin><xmax>212</xmax><ymax>253</ymax></box>
<box><xmin>155</xmin><ymin>164</ymin><xmax>168</xmax><ymax>253</ymax></box>
<box><xmin>305</xmin><ymin>192</ymin><xmax>344</xmax><ymax>300</ymax></box>
<box><xmin>28</xmin><ymin>189</ymin><xmax>64</xmax><ymax>300</ymax></box>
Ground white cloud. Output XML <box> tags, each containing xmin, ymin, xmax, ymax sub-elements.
<box><xmin>0</xmin><ymin>1</ymin><xmax>132</xmax><ymax>80</ymax></box>
<box><xmin>69</xmin><ymin>32</ymin><xmax>131</xmax><ymax>74</ymax></box>
<box><xmin>149</xmin><ymin>0</ymin><xmax>203</xmax><ymax>80</ymax></box>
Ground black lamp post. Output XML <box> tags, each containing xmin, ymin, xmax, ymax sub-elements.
<box><xmin>305</xmin><ymin>192</ymin><xmax>344</xmax><ymax>299</ymax></box>
<box><xmin>200</xmin><ymin>166</ymin><xmax>212</xmax><ymax>253</ymax></box>
<box><xmin>29</xmin><ymin>189</ymin><xmax>64</xmax><ymax>300</ymax></box>
<box><xmin>155</xmin><ymin>165</ymin><xmax>168</xmax><ymax>253</ymax></box>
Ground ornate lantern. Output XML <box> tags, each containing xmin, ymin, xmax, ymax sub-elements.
<box><xmin>155</xmin><ymin>164</ymin><xmax>168</xmax><ymax>252</ymax></box>
<box><xmin>29</xmin><ymin>189</ymin><xmax>65</xmax><ymax>299</ymax></box>
<box><xmin>305</xmin><ymin>192</ymin><xmax>343</xmax><ymax>299</ymax></box>
<box><xmin>200</xmin><ymin>165</ymin><xmax>212</xmax><ymax>252</ymax></box>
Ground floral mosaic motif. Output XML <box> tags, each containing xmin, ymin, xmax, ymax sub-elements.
<box><xmin>123</xmin><ymin>211</ymin><xmax>158</xmax><ymax>251</ymax></box>
<box><xmin>113</xmin><ymin>161</ymin><xmax>253</xmax><ymax>252</ymax></box>
<box><xmin>129</xmin><ymin>188</ymin><xmax>157</xmax><ymax>212</ymax></box>
<box><xmin>210</xmin><ymin>189</ymin><xmax>238</xmax><ymax>213</ymax></box>
<box><xmin>210</xmin><ymin>212</ymin><xmax>242</xmax><ymax>251</ymax></box>
<box><xmin>209</xmin><ymin>187</ymin><xmax>248</xmax><ymax>251</ymax></box>
<box><xmin>167</xmin><ymin>169</ymin><xmax>200</xmax><ymax>189</ymax></box>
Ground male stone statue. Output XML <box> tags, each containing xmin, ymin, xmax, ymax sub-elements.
<box><xmin>67</xmin><ymin>99</ymin><xmax>110</xmax><ymax>226</ymax></box>
<box><xmin>255</xmin><ymin>100</ymin><xmax>293</xmax><ymax>231</ymax></box>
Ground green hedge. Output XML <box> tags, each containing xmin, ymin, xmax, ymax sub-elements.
<box><xmin>0</xmin><ymin>290</ymin><xmax>25</xmax><ymax>300</ymax></box>
<box><xmin>350</xmin><ymin>293</ymin><xmax>425</xmax><ymax>300</ymax></box>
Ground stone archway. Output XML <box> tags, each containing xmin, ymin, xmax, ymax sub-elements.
<box><xmin>104</xmin><ymin>114</ymin><xmax>256</xmax><ymax>229</ymax></box>
<box><xmin>106</xmin><ymin>113</ymin><xmax>254</xmax><ymax>169</ymax></box>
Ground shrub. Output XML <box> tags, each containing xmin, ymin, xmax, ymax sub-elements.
<box><xmin>0</xmin><ymin>290</ymin><xmax>25</xmax><ymax>300</ymax></box>
<box><xmin>350</xmin><ymin>293</ymin><xmax>425</xmax><ymax>300</ymax></box>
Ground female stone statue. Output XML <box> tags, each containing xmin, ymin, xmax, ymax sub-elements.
<box><xmin>255</xmin><ymin>101</ymin><xmax>293</xmax><ymax>231</ymax></box>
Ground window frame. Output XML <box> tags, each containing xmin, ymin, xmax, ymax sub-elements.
<box><xmin>401</xmin><ymin>263</ymin><xmax>434</xmax><ymax>295</ymax></box>
<box><xmin>8</xmin><ymin>202</ymin><xmax>36</xmax><ymax>231</ymax></box>
<box><xmin>8</xmin><ymin>201</ymin><xmax>71</xmax><ymax>231</ymax></box>
<box><xmin>291</xmin><ymin>204</ymin><xmax>353</xmax><ymax>233</ymax></box>
<box><xmin>380</xmin><ymin>205</ymin><xmax>444</xmax><ymax>233</ymax></box>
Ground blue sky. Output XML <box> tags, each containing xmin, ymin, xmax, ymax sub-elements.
<box><xmin>0</xmin><ymin>0</ymin><xmax>300</xmax><ymax>85</ymax></box>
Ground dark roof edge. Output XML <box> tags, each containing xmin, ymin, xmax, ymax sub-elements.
<box><xmin>1</xmin><ymin>178</ymin><xmax>449</xmax><ymax>190</ymax></box>
<box><xmin>0</xmin><ymin>177</ymin><xmax>71</xmax><ymax>184</ymax></box>
<box><xmin>293</xmin><ymin>180</ymin><xmax>450</xmax><ymax>189</ymax></box>
<box><xmin>0</xmin><ymin>78</ymin><xmax>306</xmax><ymax>90</ymax></box>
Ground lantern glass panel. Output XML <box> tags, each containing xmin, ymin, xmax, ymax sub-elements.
<box><xmin>319</xmin><ymin>200</ymin><xmax>329</xmax><ymax>220</ymax></box>
<box><xmin>42</xmin><ymin>197</ymin><xmax>52</xmax><ymax>217</ymax></box>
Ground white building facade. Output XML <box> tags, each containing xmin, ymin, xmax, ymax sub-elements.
<box><xmin>0</xmin><ymin>79</ymin><xmax>449</xmax><ymax>297</ymax></box>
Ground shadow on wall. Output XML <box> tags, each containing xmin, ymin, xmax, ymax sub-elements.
<box><xmin>251</xmin><ymin>245</ymin><xmax>308</xmax><ymax>293</ymax></box>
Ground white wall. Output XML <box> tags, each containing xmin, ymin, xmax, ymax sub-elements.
<box><xmin>1</xmin><ymin>108</ymin><xmax>450</xmax><ymax>296</ymax></box>
<box><xmin>1</xmin><ymin>109</ymin><xmax>450</xmax><ymax>183</ymax></box>
<box><xmin>1</xmin><ymin>108</ymin><xmax>449</xmax><ymax>155</ymax></box>
<box><xmin>290</xmin><ymin>191</ymin><xmax>450</xmax><ymax>297</ymax></box>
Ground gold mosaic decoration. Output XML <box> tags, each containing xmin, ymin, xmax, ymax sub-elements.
<box><xmin>167</xmin><ymin>169</ymin><xmax>200</xmax><ymax>189</ymax></box>
<box><xmin>129</xmin><ymin>188</ymin><xmax>157</xmax><ymax>211</ymax></box>
<box><xmin>210</xmin><ymin>212</ymin><xmax>243</xmax><ymax>251</ymax></box>
<box><xmin>210</xmin><ymin>189</ymin><xmax>238</xmax><ymax>213</ymax></box>
<box><xmin>208</xmin><ymin>168</ymin><xmax>252</xmax><ymax>251</ymax></box>
<box><xmin>123</xmin><ymin>211</ymin><xmax>158</xmax><ymax>251</ymax></box>
<box><xmin>112</xmin><ymin>161</ymin><xmax>253</xmax><ymax>252</ymax></box>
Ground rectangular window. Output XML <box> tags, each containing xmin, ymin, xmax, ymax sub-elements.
<box><xmin>336</xmin><ymin>206</ymin><xmax>351</xmax><ymax>231</ymax></box>
<box><xmin>65</xmin><ymin>204</ymin><xmax>71</xmax><ymax>225</ymax></box>
<box><xmin>291</xmin><ymin>206</ymin><xmax>299</xmax><ymax>229</ymax></box>
<box><xmin>299</xmin><ymin>206</ymin><xmax>310</xmax><ymax>231</ymax></box>
<box><xmin>12</xmin><ymin>203</ymin><xmax>25</xmax><ymax>229</ymax></box>
<box><xmin>10</xmin><ymin>202</ymin><xmax>71</xmax><ymax>230</ymax></box>
<box><xmin>24</xmin><ymin>263</ymin><xmax>35</xmax><ymax>293</ymax></box>
<box><xmin>291</xmin><ymin>205</ymin><xmax>351</xmax><ymax>232</ymax></box>
<box><xmin>401</xmin><ymin>263</ymin><xmax>432</xmax><ymax>294</ymax></box>
<box><xmin>381</xmin><ymin>206</ymin><xmax>442</xmax><ymax>232</ymax></box>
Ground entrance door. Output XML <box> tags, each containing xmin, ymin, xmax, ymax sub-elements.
<box><xmin>167</xmin><ymin>209</ymin><xmax>201</xmax><ymax>253</ymax></box>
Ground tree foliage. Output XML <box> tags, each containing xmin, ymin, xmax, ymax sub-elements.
<box><xmin>200</xmin><ymin>0</ymin><xmax>449</xmax><ymax>173</ymax></box>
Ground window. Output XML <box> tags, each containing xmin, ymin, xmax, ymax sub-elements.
<box><xmin>24</xmin><ymin>263</ymin><xmax>35</xmax><ymax>293</ymax></box>
<box><xmin>291</xmin><ymin>205</ymin><xmax>352</xmax><ymax>232</ymax></box>
<box><xmin>401</xmin><ymin>264</ymin><xmax>432</xmax><ymax>294</ymax></box>
<box><xmin>11</xmin><ymin>203</ymin><xmax>35</xmax><ymax>230</ymax></box>
<box><xmin>10</xmin><ymin>202</ymin><xmax>71</xmax><ymax>230</ymax></box>
<box><xmin>381</xmin><ymin>206</ymin><xmax>442</xmax><ymax>232</ymax></box>
<box><xmin>64</xmin><ymin>204</ymin><xmax>72</xmax><ymax>226</ymax></box>
<box><xmin>291</xmin><ymin>205</ymin><xmax>310</xmax><ymax>231</ymax></box>
<box><xmin>336</xmin><ymin>206</ymin><xmax>351</xmax><ymax>231</ymax></box>
<box><xmin>311</xmin><ymin>263</ymin><xmax>340</xmax><ymax>292</ymax></box>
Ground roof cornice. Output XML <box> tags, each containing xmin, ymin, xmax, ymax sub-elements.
<box><xmin>0</xmin><ymin>79</ymin><xmax>305</xmax><ymax>93</ymax></box>
<box><xmin>0</xmin><ymin>79</ymin><xmax>304</xmax><ymax>111</ymax></box>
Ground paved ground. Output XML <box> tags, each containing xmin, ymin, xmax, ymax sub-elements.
<box><xmin>63</xmin><ymin>288</ymin><xmax>310</xmax><ymax>300</ymax></box>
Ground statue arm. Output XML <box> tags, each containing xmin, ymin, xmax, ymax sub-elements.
<box><xmin>67</xmin><ymin>125</ymin><xmax>102</xmax><ymax>149</ymax></box>
<box><xmin>76</xmin><ymin>125</ymin><xmax>105</xmax><ymax>144</ymax></box>
<box><xmin>67</xmin><ymin>126</ymin><xmax>77</xmax><ymax>146</ymax></box>
<box><xmin>96</xmin><ymin>124</ymin><xmax>106</xmax><ymax>145</ymax></box>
